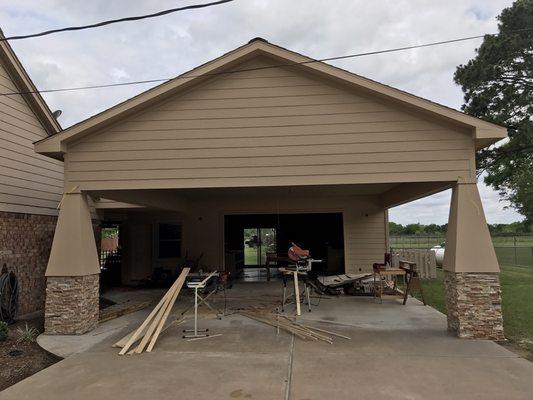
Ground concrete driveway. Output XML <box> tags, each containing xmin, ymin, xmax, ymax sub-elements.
<box><xmin>2</xmin><ymin>282</ymin><xmax>533</xmax><ymax>400</ymax></box>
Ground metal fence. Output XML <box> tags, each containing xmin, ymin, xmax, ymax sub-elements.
<box><xmin>100</xmin><ymin>249</ymin><xmax>121</xmax><ymax>268</ymax></box>
<box><xmin>390</xmin><ymin>235</ymin><xmax>533</xmax><ymax>268</ymax></box>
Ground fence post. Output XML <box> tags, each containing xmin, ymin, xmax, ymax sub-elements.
<box><xmin>514</xmin><ymin>236</ymin><xmax>518</xmax><ymax>266</ymax></box>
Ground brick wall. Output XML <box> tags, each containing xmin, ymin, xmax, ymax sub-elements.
<box><xmin>0</xmin><ymin>211</ymin><xmax>57</xmax><ymax>315</ymax></box>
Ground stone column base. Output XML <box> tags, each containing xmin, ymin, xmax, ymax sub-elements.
<box><xmin>444</xmin><ymin>271</ymin><xmax>504</xmax><ymax>340</ymax></box>
<box><xmin>44</xmin><ymin>274</ymin><xmax>99</xmax><ymax>335</ymax></box>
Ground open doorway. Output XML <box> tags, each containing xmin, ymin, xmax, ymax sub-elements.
<box><xmin>225</xmin><ymin>213</ymin><xmax>344</xmax><ymax>277</ymax></box>
<box><xmin>100</xmin><ymin>222</ymin><xmax>122</xmax><ymax>287</ymax></box>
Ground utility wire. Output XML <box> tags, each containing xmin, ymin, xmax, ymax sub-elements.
<box><xmin>1</xmin><ymin>27</ymin><xmax>532</xmax><ymax>97</ymax></box>
<box><xmin>0</xmin><ymin>0</ymin><xmax>235</xmax><ymax>41</ymax></box>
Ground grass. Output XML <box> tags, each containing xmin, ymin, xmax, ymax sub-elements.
<box><xmin>417</xmin><ymin>265</ymin><xmax>533</xmax><ymax>359</ymax></box>
<box><xmin>244</xmin><ymin>245</ymin><xmax>258</xmax><ymax>265</ymax></box>
<box><xmin>416</xmin><ymin>268</ymin><xmax>447</xmax><ymax>313</ymax></box>
<box><xmin>390</xmin><ymin>236</ymin><xmax>533</xmax><ymax>267</ymax></box>
<box><xmin>500</xmin><ymin>265</ymin><xmax>533</xmax><ymax>357</ymax></box>
<box><xmin>244</xmin><ymin>245</ymin><xmax>269</xmax><ymax>266</ymax></box>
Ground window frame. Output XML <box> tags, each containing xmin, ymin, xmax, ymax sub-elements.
<box><xmin>155</xmin><ymin>222</ymin><xmax>182</xmax><ymax>259</ymax></box>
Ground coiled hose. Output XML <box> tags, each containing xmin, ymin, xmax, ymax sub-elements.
<box><xmin>0</xmin><ymin>271</ymin><xmax>18</xmax><ymax>323</ymax></box>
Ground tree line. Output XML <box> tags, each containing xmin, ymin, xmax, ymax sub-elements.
<box><xmin>389</xmin><ymin>220</ymin><xmax>531</xmax><ymax>236</ymax></box>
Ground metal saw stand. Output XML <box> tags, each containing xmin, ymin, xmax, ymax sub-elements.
<box><xmin>279</xmin><ymin>268</ymin><xmax>312</xmax><ymax>315</ymax></box>
<box><xmin>182</xmin><ymin>272</ymin><xmax>217</xmax><ymax>339</ymax></box>
<box><xmin>180</xmin><ymin>283</ymin><xmax>222</xmax><ymax>318</ymax></box>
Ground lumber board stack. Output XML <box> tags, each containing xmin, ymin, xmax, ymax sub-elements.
<box><xmin>239</xmin><ymin>311</ymin><xmax>350</xmax><ymax>344</ymax></box>
<box><xmin>99</xmin><ymin>300</ymin><xmax>151</xmax><ymax>323</ymax></box>
<box><xmin>114</xmin><ymin>268</ymin><xmax>190</xmax><ymax>355</ymax></box>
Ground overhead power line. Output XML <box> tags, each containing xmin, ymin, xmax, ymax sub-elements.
<box><xmin>0</xmin><ymin>0</ymin><xmax>235</xmax><ymax>41</ymax></box>
<box><xmin>1</xmin><ymin>27</ymin><xmax>532</xmax><ymax>97</ymax></box>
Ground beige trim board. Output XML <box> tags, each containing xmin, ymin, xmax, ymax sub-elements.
<box><xmin>34</xmin><ymin>38</ymin><xmax>506</xmax><ymax>159</ymax></box>
<box><xmin>443</xmin><ymin>182</ymin><xmax>499</xmax><ymax>273</ymax></box>
<box><xmin>94</xmin><ymin>198</ymin><xmax>144</xmax><ymax>209</ymax></box>
<box><xmin>381</xmin><ymin>181</ymin><xmax>454</xmax><ymax>209</ymax></box>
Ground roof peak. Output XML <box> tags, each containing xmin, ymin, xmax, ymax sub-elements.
<box><xmin>248</xmin><ymin>37</ymin><xmax>269</xmax><ymax>44</ymax></box>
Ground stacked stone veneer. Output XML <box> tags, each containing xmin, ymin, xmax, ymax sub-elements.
<box><xmin>44</xmin><ymin>274</ymin><xmax>99</xmax><ymax>334</ymax></box>
<box><xmin>0</xmin><ymin>211</ymin><xmax>57</xmax><ymax>315</ymax></box>
<box><xmin>444</xmin><ymin>271</ymin><xmax>505</xmax><ymax>340</ymax></box>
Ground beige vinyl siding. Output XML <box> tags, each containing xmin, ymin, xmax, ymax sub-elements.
<box><xmin>67</xmin><ymin>57</ymin><xmax>475</xmax><ymax>191</ymax></box>
<box><xmin>119</xmin><ymin>197</ymin><xmax>384</xmax><ymax>281</ymax></box>
<box><xmin>176</xmin><ymin>192</ymin><xmax>386</xmax><ymax>275</ymax></box>
<box><xmin>344</xmin><ymin>209</ymin><xmax>387</xmax><ymax>271</ymax></box>
<box><xmin>0</xmin><ymin>61</ymin><xmax>63</xmax><ymax>215</ymax></box>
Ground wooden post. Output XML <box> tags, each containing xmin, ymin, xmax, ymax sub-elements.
<box><xmin>293</xmin><ymin>271</ymin><xmax>301</xmax><ymax>316</ymax></box>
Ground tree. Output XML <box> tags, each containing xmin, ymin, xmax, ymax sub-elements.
<box><xmin>454</xmin><ymin>0</ymin><xmax>533</xmax><ymax>226</ymax></box>
<box><xmin>388</xmin><ymin>221</ymin><xmax>403</xmax><ymax>235</ymax></box>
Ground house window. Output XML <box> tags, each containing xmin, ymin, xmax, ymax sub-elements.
<box><xmin>158</xmin><ymin>223</ymin><xmax>181</xmax><ymax>258</ymax></box>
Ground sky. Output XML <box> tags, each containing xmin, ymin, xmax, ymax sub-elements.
<box><xmin>0</xmin><ymin>0</ymin><xmax>523</xmax><ymax>225</ymax></box>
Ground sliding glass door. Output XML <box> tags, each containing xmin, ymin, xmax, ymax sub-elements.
<box><xmin>243</xmin><ymin>227</ymin><xmax>276</xmax><ymax>266</ymax></box>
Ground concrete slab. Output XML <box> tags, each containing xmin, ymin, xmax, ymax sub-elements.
<box><xmin>37</xmin><ymin>311</ymin><xmax>140</xmax><ymax>358</ymax></box>
<box><xmin>2</xmin><ymin>351</ymin><xmax>289</xmax><ymax>400</ymax></box>
<box><xmin>37</xmin><ymin>288</ymin><xmax>166</xmax><ymax>358</ymax></box>
<box><xmin>3</xmin><ymin>282</ymin><xmax>533</xmax><ymax>400</ymax></box>
<box><xmin>291</xmin><ymin>350</ymin><xmax>532</xmax><ymax>400</ymax></box>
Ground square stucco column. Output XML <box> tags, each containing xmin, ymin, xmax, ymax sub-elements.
<box><xmin>443</xmin><ymin>180</ymin><xmax>504</xmax><ymax>340</ymax></box>
<box><xmin>44</xmin><ymin>191</ymin><xmax>100</xmax><ymax>335</ymax></box>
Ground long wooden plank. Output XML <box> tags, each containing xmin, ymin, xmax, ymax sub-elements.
<box><xmin>133</xmin><ymin>282</ymin><xmax>179</xmax><ymax>354</ymax></box>
<box><xmin>304</xmin><ymin>325</ymin><xmax>351</xmax><ymax>340</ymax></box>
<box><xmin>118</xmin><ymin>271</ymin><xmax>188</xmax><ymax>355</ymax></box>
<box><xmin>118</xmin><ymin>296</ymin><xmax>169</xmax><ymax>355</ymax></box>
<box><xmin>99</xmin><ymin>301</ymin><xmax>151</xmax><ymax>324</ymax></box>
<box><xmin>240</xmin><ymin>312</ymin><xmax>333</xmax><ymax>343</ymax></box>
<box><xmin>113</xmin><ymin>318</ymin><xmax>185</xmax><ymax>348</ymax></box>
<box><xmin>239</xmin><ymin>313</ymin><xmax>308</xmax><ymax>340</ymax></box>
<box><xmin>293</xmin><ymin>271</ymin><xmax>301</xmax><ymax>316</ymax></box>
<box><xmin>113</xmin><ymin>324</ymin><xmax>150</xmax><ymax>348</ymax></box>
<box><xmin>146</xmin><ymin>268</ymin><xmax>190</xmax><ymax>352</ymax></box>
<box><xmin>199</xmin><ymin>271</ymin><xmax>217</xmax><ymax>286</ymax></box>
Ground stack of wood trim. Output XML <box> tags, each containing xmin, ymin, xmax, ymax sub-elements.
<box><xmin>114</xmin><ymin>268</ymin><xmax>190</xmax><ymax>355</ymax></box>
<box><xmin>239</xmin><ymin>311</ymin><xmax>350</xmax><ymax>344</ymax></box>
<box><xmin>99</xmin><ymin>300</ymin><xmax>151</xmax><ymax>323</ymax></box>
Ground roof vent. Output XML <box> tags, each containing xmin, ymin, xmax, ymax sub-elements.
<box><xmin>248</xmin><ymin>37</ymin><xmax>269</xmax><ymax>44</ymax></box>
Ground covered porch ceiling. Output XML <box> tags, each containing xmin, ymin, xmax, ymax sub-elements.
<box><xmin>91</xmin><ymin>180</ymin><xmax>454</xmax><ymax>212</ymax></box>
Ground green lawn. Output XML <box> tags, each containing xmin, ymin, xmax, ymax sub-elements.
<box><xmin>244</xmin><ymin>245</ymin><xmax>258</xmax><ymax>265</ymax></box>
<box><xmin>417</xmin><ymin>268</ymin><xmax>447</xmax><ymax>313</ymax></box>
<box><xmin>417</xmin><ymin>265</ymin><xmax>533</xmax><ymax>358</ymax></box>
<box><xmin>244</xmin><ymin>245</ymin><xmax>270</xmax><ymax>266</ymax></box>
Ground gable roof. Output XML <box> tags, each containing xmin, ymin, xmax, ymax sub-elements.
<box><xmin>34</xmin><ymin>37</ymin><xmax>506</xmax><ymax>159</ymax></box>
<box><xmin>0</xmin><ymin>29</ymin><xmax>61</xmax><ymax>135</ymax></box>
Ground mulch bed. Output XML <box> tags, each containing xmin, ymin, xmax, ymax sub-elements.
<box><xmin>0</xmin><ymin>316</ymin><xmax>62</xmax><ymax>392</ymax></box>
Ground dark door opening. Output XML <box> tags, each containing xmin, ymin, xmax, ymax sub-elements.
<box><xmin>100</xmin><ymin>222</ymin><xmax>123</xmax><ymax>287</ymax></box>
<box><xmin>224</xmin><ymin>213</ymin><xmax>344</xmax><ymax>276</ymax></box>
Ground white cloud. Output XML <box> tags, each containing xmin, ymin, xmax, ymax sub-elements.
<box><xmin>0</xmin><ymin>0</ymin><xmax>523</xmax><ymax>223</ymax></box>
<box><xmin>389</xmin><ymin>179</ymin><xmax>521</xmax><ymax>226</ymax></box>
